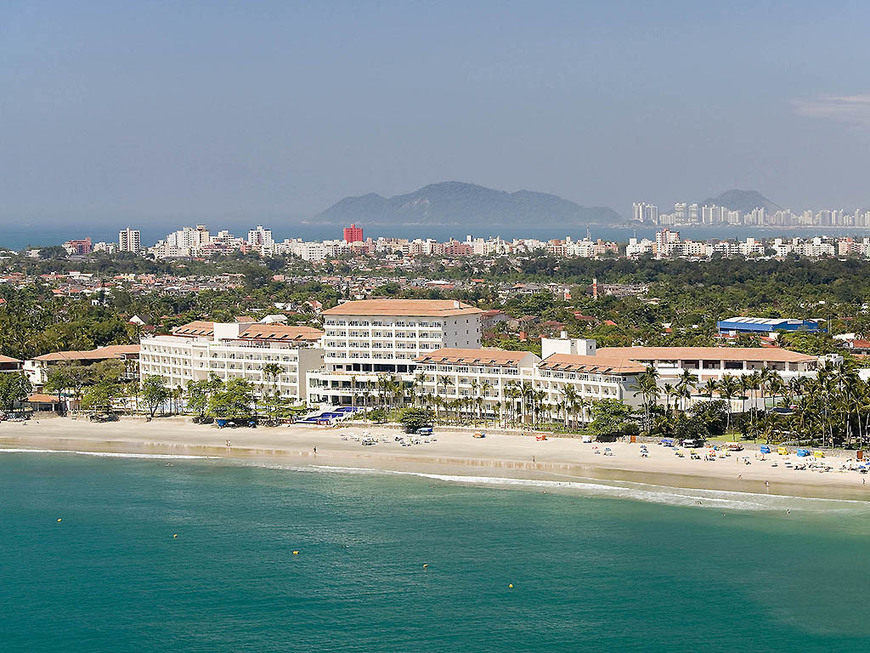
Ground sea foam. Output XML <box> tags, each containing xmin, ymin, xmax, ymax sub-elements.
<box><xmin>0</xmin><ymin>448</ymin><xmax>220</xmax><ymax>460</ymax></box>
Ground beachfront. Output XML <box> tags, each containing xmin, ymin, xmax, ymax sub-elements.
<box><xmin>2</xmin><ymin>417</ymin><xmax>869</xmax><ymax>501</ymax></box>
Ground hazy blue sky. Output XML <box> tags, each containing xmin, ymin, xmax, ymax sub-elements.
<box><xmin>3</xmin><ymin>0</ymin><xmax>870</xmax><ymax>229</ymax></box>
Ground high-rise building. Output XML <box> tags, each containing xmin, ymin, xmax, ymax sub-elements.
<box><xmin>632</xmin><ymin>203</ymin><xmax>658</xmax><ymax>224</ymax></box>
<box><xmin>119</xmin><ymin>228</ymin><xmax>141</xmax><ymax>252</ymax></box>
<box><xmin>343</xmin><ymin>224</ymin><xmax>364</xmax><ymax>243</ymax></box>
<box><xmin>247</xmin><ymin>225</ymin><xmax>274</xmax><ymax>254</ymax></box>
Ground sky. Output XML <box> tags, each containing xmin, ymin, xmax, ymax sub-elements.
<box><xmin>3</xmin><ymin>0</ymin><xmax>870</xmax><ymax>232</ymax></box>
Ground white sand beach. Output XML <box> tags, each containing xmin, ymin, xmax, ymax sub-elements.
<box><xmin>2</xmin><ymin>417</ymin><xmax>869</xmax><ymax>501</ymax></box>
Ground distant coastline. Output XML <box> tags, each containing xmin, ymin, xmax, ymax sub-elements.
<box><xmin>6</xmin><ymin>223</ymin><xmax>870</xmax><ymax>252</ymax></box>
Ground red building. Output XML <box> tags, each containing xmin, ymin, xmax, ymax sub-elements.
<box><xmin>63</xmin><ymin>238</ymin><xmax>92</xmax><ymax>255</ymax></box>
<box><xmin>343</xmin><ymin>224</ymin><xmax>363</xmax><ymax>243</ymax></box>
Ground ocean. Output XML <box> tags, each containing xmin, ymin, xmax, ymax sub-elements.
<box><xmin>2</xmin><ymin>451</ymin><xmax>870</xmax><ymax>652</ymax></box>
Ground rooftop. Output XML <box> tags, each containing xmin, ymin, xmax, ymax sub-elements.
<box><xmin>539</xmin><ymin>353</ymin><xmax>646</xmax><ymax>375</ymax></box>
<box><xmin>416</xmin><ymin>348</ymin><xmax>538</xmax><ymax>367</ymax></box>
<box><xmin>322</xmin><ymin>299</ymin><xmax>484</xmax><ymax>317</ymax></box>
<box><xmin>719</xmin><ymin>317</ymin><xmax>815</xmax><ymax>326</ymax></box>
<box><xmin>34</xmin><ymin>344</ymin><xmax>141</xmax><ymax>363</ymax></box>
<box><xmin>597</xmin><ymin>346</ymin><xmax>816</xmax><ymax>363</ymax></box>
<box><xmin>171</xmin><ymin>321</ymin><xmax>323</xmax><ymax>342</ymax></box>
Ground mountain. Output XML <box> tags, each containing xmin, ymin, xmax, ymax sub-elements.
<box><xmin>313</xmin><ymin>182</ymin><xmax>621</xmax><ymax>227</ymax></box>
<box><xmin>700</xmin><ymin>189</ymin><xmax>781</xmax><ymax>213</ymax></box>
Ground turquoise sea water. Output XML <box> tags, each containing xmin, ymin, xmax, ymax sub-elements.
<box><xmin>3</xmin><ymin>452</ymin><xmax>870</xmax><ymax>652</ymax></box>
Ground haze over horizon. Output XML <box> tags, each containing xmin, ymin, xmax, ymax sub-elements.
<box><xmin>4</xmin><ymin>1</ymin><xmax>870</xmax><ymax>230</ymax></box>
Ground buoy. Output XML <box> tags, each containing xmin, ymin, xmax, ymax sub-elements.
<box><xmin>508</xmin><ymin>584</ymin><xmax>514</xmax><ymax>589</ymax></box>
<box><xmin>173</xmin><ymin>534</ymin><xmax>178</xmax><ymax>538</ymax></box>
<box><xmin>57</xmin><ymin>518</ymin><xmax>62</xmax><ymax>522</ymax></box>
<box><xmin>293</xmin><ymin>550</ymin><xmax>299</xmax><ymax>555</ymax></box>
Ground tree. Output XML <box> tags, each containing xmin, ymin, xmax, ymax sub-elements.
<box><xmin>399</xmin><ymin>407</ymin><xmax>434</xmax><ymax>433</ymax></box>
<box><xmin>141</xmin><ymin>375</ymin><xmax>169</xmax><ymax>418</ymax></box>
<box><xmin>261</xmin><ymin>392</ymin><xmax>290</xmax><ymax>423</ymax></box>
<box><xmin>82</xmin><ymin>380</ymin><xmax>120</xmax><ymax>413</ymax></box>
<box><xmin>186</xmin><ymin>376</ymin><xmax>222</xmax><ymax>421</ymax></box>
<box><xmin>689</xmin><ymin>400</ymin><xmax>728</xmax><ymax>436</ymax></box>
<box><xmin>718</xmin><ymin>375</ymin><xmax>739</xmax><ymax>431</ymax></box>
<box><xmin>207</xmin><ymin>378</ymin><xmax>255</xmax><ymax>421</ymax></box>
<box><xmin>589</xmin><ymin>399</ymin><xmax>633</xmax><ymax>440</ymax></box>
<box><xmin>673</xmin><ymin>415</ymin><xmax>710</xmax><ymax>442</ymax></box>
<box><xmin>91</xmin><ymin>359</ymin><xmax>126</xmax><ymax>385</ymax></box>
<box><xmin>0</xmin><ymin>372</ymin><xmax>32</xmax><ymax>412</ymax></box>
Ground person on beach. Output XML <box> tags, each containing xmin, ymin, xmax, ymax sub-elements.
<box><xmin>313</xmin><ymin>447</ymin><xmax>317</xmax><ymax>455</ymax></box>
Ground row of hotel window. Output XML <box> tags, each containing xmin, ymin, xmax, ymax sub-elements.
<box><xmin>325</xmin><ymin>341</ymin><xmax>441</xmax><ymax>350</ymax></box>
<box><xmin>325</xmin><ymin>320</ymin><xmax>444</xmax><ymax>328</ymax></box>
<box><xmin>325</xmin><ymin>331</ymin><xmax>443</xmax><ymax>339</ymax></box>
<box><xmin>141</xmin><ymin>353</ymin><xmax>298</xmax><ymax>362</ymax></box>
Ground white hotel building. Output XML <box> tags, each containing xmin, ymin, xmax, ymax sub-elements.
<box><xmin>139</xmin><ymin>321</ymin><xmax>324</xmax><ymax>399</ymax></box>
<box><xmin>414</xmin><ymin>338</ymin><xmax>646</xmax><ymax>421</ymax></box>
<box><xmin>306</xmin><ymin>299</ymin><xmax>484</xmax><ymax>405</ymax></box>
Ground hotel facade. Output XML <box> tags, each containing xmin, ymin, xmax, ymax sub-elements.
<box><xmin>133</xmin><ymin>300</ymin><xmax>828</xmax><ymax>416</ymax></box>
<box><xmin>138</xmin><ymin>321</ymin><xmax>324</xmax><ymax>398</ymax></box>
<box><xmin>306</xmin><ymin>299</ymin><xmax>485</xmax><ymax>405</ymax></box>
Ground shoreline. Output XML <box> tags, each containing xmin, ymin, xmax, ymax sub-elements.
<box><xmin>3</xmin><ymin>417</ymin><xmax>870</xmax><ymax>502</ymax></box>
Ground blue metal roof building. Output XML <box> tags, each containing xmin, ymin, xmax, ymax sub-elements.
<box><xmin>717</xmin><ymin>317</ymin><xmax>822</xmax><ymax>334</ymax></box>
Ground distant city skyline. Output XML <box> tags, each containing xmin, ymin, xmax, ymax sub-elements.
<box><xmin>4</xmin><ymin>2</ymin><xmax>870</xmax><ymax>228</ymax></box>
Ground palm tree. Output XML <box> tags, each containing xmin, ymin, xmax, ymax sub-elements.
<box><xmin>560</xmin><ymin>384</ymin><xmax>577</xmax><ymax>430</ymax></box>
<box><xmin>479</xmin><ymin>380</ymin><xmax>493</xmax><ymax>422</ymax></box>
<box><xmin>676</xmin><ymin>370</ymin><xmax>696</xmax><ymax>413</ymax></box>
<box><xmin>504</xmin><ymin>381</ymin><xmax>521</xmax><ymax>427</ymax></box>
<box><xmin>520</xmin><ymin>381</ymin><xmax>536</xmax><ymax>426</ymax></box>
<box><xmin>662</xmin><ymin>382</ymin><xmax>677</xmax><ymax>417</ymax></box>
<box><xmin>438</xmin><ymin>375</ymin><xmax>454</xmax><ymax>404</ymax></box>
<box><xmin>718</xmin><ymin>374</ymin><xmax>739</xmax><ymax>432</ymax></box>
<box><xmin>262</xmin><ymin>362</ymin><xmax>282</xmax><ymax>396</ymax></box>
<box><xmin>413</xmin><ymin>372</ymin><xmax>426</xmax><ymax>407</ymax></box>
<box><xmin>745</xmin><ymin>371</ymin><xmax>762</xmax><ymax>438</ymax></box>
<box><xmin>703</xmin><ymin>379</ymin><xmax>718</xmax><ymax>399</ymax></box>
